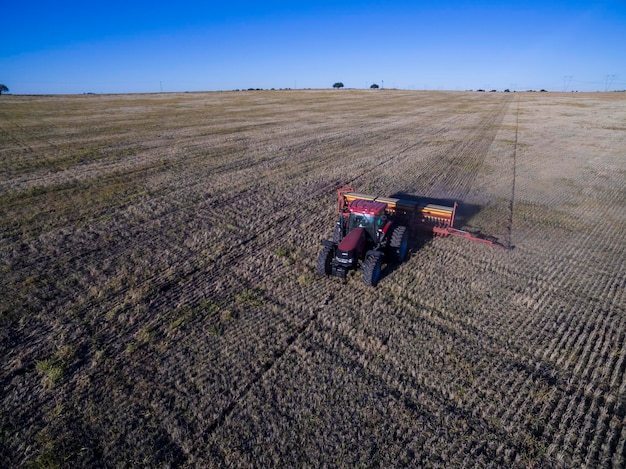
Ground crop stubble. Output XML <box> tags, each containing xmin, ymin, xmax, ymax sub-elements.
<box><xmin>1</xmin><ymin>90</ymin><xmax>625</xmax><ymax>467</ymax></box>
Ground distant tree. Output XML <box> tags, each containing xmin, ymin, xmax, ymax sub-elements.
<box><xmin>504</xmin><ymin>89</ymin><xmax>510</xmax><ymax>92</ymax></box>
<box><xmin>370</xmin><ymin>84</ymin><xmax>379</xmax><ymax>89</ymax></box>
<box><xmin>0</xmin><ymin>84</ymin><xmax>8</xmax><ymax>95</ymax></box>
<box><xmin>333</xmin><ymin>82</ymin><xmax>344</xmax><ymax>89</ymax></box>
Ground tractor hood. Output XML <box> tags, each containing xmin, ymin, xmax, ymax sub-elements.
<box><xmin>338</xmin><ymin>227</ymin><xmax>365</xmax><ymax>252</ymax></box>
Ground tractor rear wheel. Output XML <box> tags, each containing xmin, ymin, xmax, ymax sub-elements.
<box><xmin>390</xmin><ymin>225</ymin><xmax>409</xmax><ymax>262</ymax></box>
<box><xmin>362</xmin><ymin>255</ymin><xmax>383</xmax><ymax>287</ymax></box>
<box><xmin>317</xmin><ymin>246</ymin><xmax>333</xmax><ymax>276</ymax></box>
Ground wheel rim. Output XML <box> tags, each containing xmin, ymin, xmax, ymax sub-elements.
<box><xmin>373</xmin><ymin>263</ymin><xmax>381</xmax><ymax>284</ymax></box>
<box><xmin>399</xmin><ymin>235</ymin><xmax>408</xmax><ymax>259</ymax></box>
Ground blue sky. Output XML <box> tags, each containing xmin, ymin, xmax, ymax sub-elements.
<box><xmin>2</xmin><ymin>1</ymin><xmax>625</xmax><ymax>94</ymax></box>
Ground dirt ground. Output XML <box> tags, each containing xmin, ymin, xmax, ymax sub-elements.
<box><xmin>1</xmin><ymin>90</ymin><xmax>625</xmax><ymax>467</ymax></box>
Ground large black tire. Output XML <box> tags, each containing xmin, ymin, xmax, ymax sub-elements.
<box><xmin>317</xmin><ymin>246</ymin><xmax>333</xmax><ymax>276</ymax></box>
<box><xmin>362</xmin><ymin>255</ymin><xmax>383</xmax><ymax>287</ymax></box>
<box><xmin>389</xmin><ymin>225</ymin><xmax>409</xmax><ymax>262</ymax></box>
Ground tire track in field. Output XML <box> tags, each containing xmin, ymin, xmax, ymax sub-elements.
<box><xmin>506</xmin><ymin>96</ymin><xmax>520</xmax><ymax>249</ymax></box>
<box><xmin>416</xmin><ymin>94</ymin><xmax>514</xmax><ymax>201</ymax></box>
<box><xmin>348</xmin><ymin>113</ymin><xmax>470</xmax><ymax>191</ymax></box>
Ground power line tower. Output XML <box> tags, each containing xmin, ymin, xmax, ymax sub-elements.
<box><xmin>562</xmin><ymin>76</ymin><xmax>573</xmax><ymax>92</ymax></box>
<box><xmin>605</xmin><ymin>75</ymin><xmax>616</xmax><ymax>92</ymax></box>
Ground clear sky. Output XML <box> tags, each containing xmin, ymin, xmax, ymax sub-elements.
<box><xmin>2</xmin><ymin>0</ymin><xmax>625</xmax><ymax>94</ymax></box>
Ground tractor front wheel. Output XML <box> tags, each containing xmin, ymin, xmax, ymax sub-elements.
<box><xmin>362</xmin><ymin>255</ymin><xmax>383</xmax><ymax>287</ymax></box>
<box><xmin>317</xmin><ymin>246</ymin><xmax>333</xmax><ymax>276</ymax></box>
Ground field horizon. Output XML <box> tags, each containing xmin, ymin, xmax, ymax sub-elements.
<box><xmin>1</xmin><ymin>89</ymin><xmax>625</xmax><ymax>467</ymax></box>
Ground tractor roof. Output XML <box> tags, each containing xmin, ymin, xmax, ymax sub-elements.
<box><xmin>348</xmin><ymin>199</ymin><xmax>387</xmax><ymax>216</ymax></box>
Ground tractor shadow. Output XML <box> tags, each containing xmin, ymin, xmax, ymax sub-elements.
<box><xmin>377</xmin><ymin>192</ymin><xmax>506</xmax><ymax>284</ymax></box>
<box><xmin>389</xmin><ymin>192</ymin><xmax>483</xmax><ymax>228</ymax></box>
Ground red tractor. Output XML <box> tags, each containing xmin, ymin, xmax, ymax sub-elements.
<box><xmin>317</xmin><ymin>186</ymin><xmax>503</xmax><ymax>286</ymax></box>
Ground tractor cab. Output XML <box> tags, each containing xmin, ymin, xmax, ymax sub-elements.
<box><xmin>318</xmin><ymin>187</ymin><xmax>414</xmax><ymax>286</ymax></box>
<box><xmin>347</xmin><ymin>199</ymin><xmax>388</xmax><ymax>242</ymax></box>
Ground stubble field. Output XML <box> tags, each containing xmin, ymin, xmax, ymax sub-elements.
<box><xmin>1</xmin><ymin>89</ymin><xmax>625</xmax><ymax>467</ymax></box>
